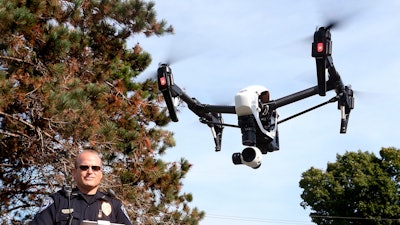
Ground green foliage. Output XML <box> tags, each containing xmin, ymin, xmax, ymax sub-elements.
<box><xmin>299</xmin><ymin>147</ymin><xmax>400</xmax><ymax>225</ymax></box>
<box><xmin>0</xmin><ymin>0</ymin><xmax>203</xmax><ymax>224</ymax></box>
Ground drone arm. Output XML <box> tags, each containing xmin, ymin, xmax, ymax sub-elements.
<box><xmin>169</xmin><ymin>84</ymin><xmax>236</xmax><ymax>116</ymax></box>
<box><xmin>326</xmin><ymin>56</ymin><xmax>344</xmax><ymax>92</ymax></box>
<box><xmin>169</xmin><ymin>83</ymin><xmax>236</xmax><ymax>151</ymax></box>
<box><xmin>268</xmin><ymin>85</ymin><xmax>335</xmax><ymax>110</ymax></box>
<box><xmin>267</xmin><ymin>54</ymin><xmax>353</xmax><ymax>133</ymax></box>
<box><xmin>326</xmin><ymin>56</ymin><xmax>354</xmax><ymax>133</ymax></box>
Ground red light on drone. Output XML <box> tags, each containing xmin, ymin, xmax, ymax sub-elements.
<box><xmin>160</xmin><ymin>77</ymin><xmax>167</xmax><ymax>86</ymax></box>
<box><xmin>159</xmin><ymin>77</ymin><xmax>167</xmax><ymax>86</ymax></box>
<box><xmin>317</xmin><ymin>42</ymin><xmax>324</xmax><ymax>53</ymax></box>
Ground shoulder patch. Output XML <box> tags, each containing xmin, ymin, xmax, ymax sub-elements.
<box><xmin>39</xmin><ymin>196</ymin><xmax>54</xmax><ymax>213</ymax></box>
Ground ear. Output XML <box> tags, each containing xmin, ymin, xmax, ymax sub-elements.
<box><xmin>71</xmin><ymin>168</ymin><xmax>77</xmax><ymax>178</ymax></box>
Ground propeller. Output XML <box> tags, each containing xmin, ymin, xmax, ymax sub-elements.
<box><xmin>137</xmin><ymin>46</ymin><xmax>202</xmax><ymax>83</ymax></box>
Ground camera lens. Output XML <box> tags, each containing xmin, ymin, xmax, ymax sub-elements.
<box><xmin>232</xmin><ymin>152</ymin><xmax>242</xmax><ymax>165</ymax></box>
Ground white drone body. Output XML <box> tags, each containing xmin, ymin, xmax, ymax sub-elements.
<box><xmin>235</xmin><ymin>85</ymin><xmax>277</xmax><ymax>139</ymax></box>
<box><xmin>233</xmin><ymin>85</ymin><xmax>279</xmax><ymax>169</ymax></box>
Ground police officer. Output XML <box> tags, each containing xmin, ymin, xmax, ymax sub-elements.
<box><xmin>30</xmin><ymin>150</ymin><xmax>133</xmax><ymax>225</ymax></box>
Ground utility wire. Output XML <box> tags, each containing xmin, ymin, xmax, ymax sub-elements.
<box><xmin>205</xmin><ymin>213</ymin><xmax>400</xmax><ymax>224</ymax></box>
<box><xmin>206</xmin><ymin>214</ymin><xmax>314</xmax><ymax>224</ymax></box>
<box><xmin>311</xmin><ymin>215</ymin><xmax>400</xmax><ymax>221</ymax></box>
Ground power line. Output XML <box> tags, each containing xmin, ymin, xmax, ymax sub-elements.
<box><xmin>205</xmin><ymin>214</ymin><xmax>313</xmax><ymax>225</ymax></box>
<box><xmin>311</xmin><ymin>215</ymin><xmax>400</xmax><ymax>222</ymax></box>
<box><xmin>204</xmin><ymin>213</ymin><xmax>400</xmax><ymax>224</ymax></box>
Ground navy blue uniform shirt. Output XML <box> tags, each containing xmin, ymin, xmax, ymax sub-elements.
<box><xmin>30</xmin><ymin>188</ymin><xmax>132</xmax><ymax>225</ymax></box>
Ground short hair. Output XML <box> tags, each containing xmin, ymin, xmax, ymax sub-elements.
<box><xmin>74</xmin><ymin>150</ymin><xmax>102</xmax><ymax>168</ymax></box>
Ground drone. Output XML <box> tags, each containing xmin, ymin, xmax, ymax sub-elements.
<box><xmin>156</xmin><ymin>25</ymin><xmax>354</xmax><ymax>169</ymax></box>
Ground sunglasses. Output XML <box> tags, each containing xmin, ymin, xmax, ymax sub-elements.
<box><xmin>78</xmin><ymin>165</ymin><xmax>102</xmax><ymax>171</ymax></box>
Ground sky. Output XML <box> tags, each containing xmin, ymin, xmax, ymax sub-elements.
<box><xmin>134</xmin><ymin>1</ymin><xmax>400</xmax><ymax>224</ymax></box>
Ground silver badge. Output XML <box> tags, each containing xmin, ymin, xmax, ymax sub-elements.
<box><xmin>101</xmin><ymin>202</ymin><xmax>112</xmax><ymax>216</ymax></box>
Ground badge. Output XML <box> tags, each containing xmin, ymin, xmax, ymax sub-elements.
<box><xmin>101</xmin><ymin>202</ymin><xmax>112</xmax><ymax>216</ymax></box>
<box><xmin>39</xmin><ymin>196</ymin><xmax>54</xmax><ymax>213</ymax></box>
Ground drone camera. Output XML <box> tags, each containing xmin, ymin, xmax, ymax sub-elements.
<box><xmin>232</xmin><ymin>146</ymin><xmax>262</xmax><ymax>169</ymax></box>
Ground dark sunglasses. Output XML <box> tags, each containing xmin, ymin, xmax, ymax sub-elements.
<box><xmin>78</xmin><ymin>165</ymin><xmax>102</xmax><ymax>171</ymax></box>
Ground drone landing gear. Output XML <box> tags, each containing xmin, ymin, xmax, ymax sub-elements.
<box><xmin>276</xmin><ymin>92</ymin><xmax>353</xmax><ymax>134</ymax></box>
<box><xmin>201</xmin><ymin>112</ymin><xmax>280</xmax><ymax>154</ymax></box>
<box><xmin>200</xmin><ymin>113</ymin><xmax>224</xmax><ymax>152</ymax></box>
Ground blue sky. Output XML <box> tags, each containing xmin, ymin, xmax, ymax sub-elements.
<box><xmin>135</xmin><ymin>1</ymin><xmax>400</xmax><ymax>224</ymax></box>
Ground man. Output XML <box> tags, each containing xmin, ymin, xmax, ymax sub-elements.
<box><xmin>30</xmin><ymin>150</ymin><xmax>133</xmax><ymax>225</ymax></box>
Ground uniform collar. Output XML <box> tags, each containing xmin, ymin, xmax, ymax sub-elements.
<box><xmin>72</xmin><ymin>188</ymin><xmax>108</xmax><ymax>204</ymax></box>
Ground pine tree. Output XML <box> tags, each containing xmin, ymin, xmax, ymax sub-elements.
<box><xmin>0</xmin><ymin>0</ymin><xmax>204</xmax><ymax>224</ymax></box>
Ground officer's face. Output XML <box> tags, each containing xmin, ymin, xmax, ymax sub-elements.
<box><xmin>73</xmin><ymin>151</ymin><xmax>103</xmax><ymax>195</ymax></box>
